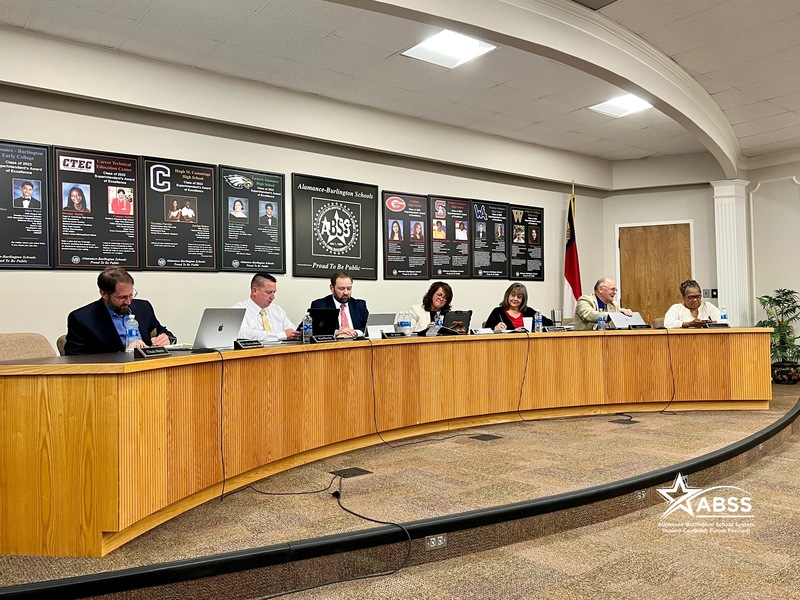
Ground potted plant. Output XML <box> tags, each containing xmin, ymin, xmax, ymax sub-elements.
<box><xmin>756</xmin><ymin>288</ymin><xmax>800</xmax><ymax>384</ymax></box>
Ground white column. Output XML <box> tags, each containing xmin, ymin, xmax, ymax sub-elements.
<box><xmin>712</xmin><ymin>179</ymin><xmax>752</xmax><ymax>326</ymax></box>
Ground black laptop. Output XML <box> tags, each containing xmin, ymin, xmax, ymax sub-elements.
<box><xmin>308</xmin><ymin>307</ymin><xmax>339</xmax><ymax>336</ymax></box>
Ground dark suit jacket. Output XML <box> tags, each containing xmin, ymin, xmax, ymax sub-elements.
<box><xmin>65</xmin><ymin>298</ymin><xmax>175</xmax><ymax>355</ymax></box>
<box><xmin>485</xmin><ymin>306</ymin><xmax>553</xmax><ymax>330</ymax></box>
<box><xmin>309</xmin><ymin>295</ymin><xmax>369</xmax><ymax>333</ymax></box>
<box><xmin>13</xmin><ymin>197</ymin><xmax>41</xmax><ymax>208</ymax></box>
<box><xmin>259</xmin><ymin>215</ymin><xmax>278</xmax><ymax>226</ymax></box>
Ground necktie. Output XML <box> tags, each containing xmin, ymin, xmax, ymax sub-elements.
<box><xmin>259</xmin><ymin>308</ymin><xmax>272</xmax><ymax>332</ymax></box>
<box><xmin>340</xmin><ymin>304</ymin><xmax>350</xmax><ymax>329</ymax></box>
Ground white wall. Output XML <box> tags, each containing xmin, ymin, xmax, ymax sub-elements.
<box><xmin>602</xmin><ymin>186</ymin><xmax>718</xmax><ymax>307</ymax></box>
<box><xmin>750</xmin><ymin>176</ymin><xmax>800</xmax><ymax>307</ymax></box>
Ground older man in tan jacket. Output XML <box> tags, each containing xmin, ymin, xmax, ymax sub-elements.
<box><xmin>573</xmin><ymin>278</ymin><xmax>633</xmax><ymax>331</ymax></box>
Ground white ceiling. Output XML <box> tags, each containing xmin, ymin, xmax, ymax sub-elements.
<box><xmin>2</xmin><ymin>0</ymin><xmax>799</xmax><ymax>166</ymax></box>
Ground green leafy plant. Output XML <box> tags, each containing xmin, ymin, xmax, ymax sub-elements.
<box><xmin>756</xmin><ymin>288</ymin><xmax>800</xmax><ymax>364</ymax></box>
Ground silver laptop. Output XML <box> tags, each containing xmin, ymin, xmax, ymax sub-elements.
<box><xmin>366</xmin><ymin>313</ymin><xmax>397</xmax><ymax>338</ymax></box>
<box><xmin>178</xmin><ymin>308</ymin><xmax>246</xmax><ymax>351</ymax></box>
<box><xmin>607</xmin><ymin>311</ymin><xmax>647</xmax><ymax>329</ymax></box>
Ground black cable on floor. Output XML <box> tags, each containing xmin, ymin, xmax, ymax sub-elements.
<box><xmin>222</xmin><ymin>474</ymin><xmax>341</xmax><ymax>499</ymax></box>
<box><xmin>256</xmin><ymin>476</ymin><xmax>412</xmax><ymax>599</ymax></box>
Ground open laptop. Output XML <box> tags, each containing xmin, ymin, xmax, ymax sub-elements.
<box><xmin>167</xmin><ymin>308</ymin><xmax>246</xmax><ymax>352</ymax></box>
<box><xmin>366</xmin><ymin>313</ymin><xmax>396</xmax><ymax>338</ymax></box>
<box><xmin>308</xmin><ymin>307</ymin><xmax>339</xmax><ymax>336</ymax></box>
<box><xmin>607</xmin><ymin>311</ymin><xmax>648</xmax><ymax>330</ymax></box>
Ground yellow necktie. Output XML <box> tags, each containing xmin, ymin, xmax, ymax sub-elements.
<box><xmin>259</xmin><ymin>308</ymin><xmax>272</xmax><ymax>332</ymax></box>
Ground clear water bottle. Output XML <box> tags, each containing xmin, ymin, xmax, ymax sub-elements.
<box><xmin>534</xmin><ymin>311</ymin><xmax>543</xmax><ymax>333</ymax></box>
<box><xmin>720</xmin><ymin>306</ymin><xmax>728</xmax><ymax>325</ymax></box>
<box><xmin>434</xmin><ymin>313</ymin><xmax>443</xmax><ymax>327</ymax></box>
<box><xmin>124</xmin><ymin>313</ymin><xmax>141</xmax><ymax>353</ymax></box>
<box><xmin>400</xmin><ymin>311</ymin><xmax>412</xmax><ymax>336</ymax></box>
<box><xmin>302</xmin><ymin>312</ymin><xmax>313</xmax><ymax>343</ymax></box>
<box><xmin>596</xmin><ymin>309</ymin><xmax>606</xmax><ymax>331</ymax></box>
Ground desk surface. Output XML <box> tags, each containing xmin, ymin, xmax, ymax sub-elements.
<box><xmin>0</xmin><ymin>328</ymin><xmax>772</xmax><ymax>556</ymax></box>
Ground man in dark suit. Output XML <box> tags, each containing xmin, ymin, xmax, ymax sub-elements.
<box><xmin>13</xmin><ymin>180</ymin><xmax>41</xmax><ymax>209</ymax></box>
<box><xmin>65</xmin><ymin>267</ymin><xmax>176</xmax><ymax>355</ymax></box>
<box><xmin>309</xmin><ymin>271</ymin><xmax>369</xmax><ymax>338</ymax></box>
<box><xmin>259</xmin><ymin>202</ymin><xmax>278</xmax><ymax>226</ymax></box>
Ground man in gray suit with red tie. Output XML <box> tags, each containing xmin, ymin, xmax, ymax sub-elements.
<box><xmin>309</xmin><ymin>271</ymin><xmax>369</xmax><ymax>338</ymax></box>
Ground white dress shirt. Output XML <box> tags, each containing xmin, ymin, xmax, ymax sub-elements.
<box><xmin>333</xmin><ymin>299</ymin><xmax>363</xmax><ymax>337</ymax></box>
<box><xmin>233</xmin><ymin>297</ymin><xmax>295</xmax><ymax>342</ymax></box>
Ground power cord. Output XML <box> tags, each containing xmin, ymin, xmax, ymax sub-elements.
<box><xmin>660</xmin><ymin>330</ymin><xmax>678</xmax><ymax>415</ymax></box>
<box><xmin>367</xmin><ymin>337</ymin><xmax>491</xmax><ymax>447</ymax></box>
<box><xmin>516</xmin><ymin>331</ymin><xmax>533</xmax><ymax>421</ymax></box>
<box><xmin>257</xmin><ymin>476</ymin><xmax>412</xmax><ymax>599</ymax></box>
<box><xmin>214</xmin><ymin>348</ymin><xmax>228</xmax><ymax>501</ymax></box>
<box><xmin>222</xmin><ymin>474</ymin><xmax>341</xmax><ymax>500</ymax></box>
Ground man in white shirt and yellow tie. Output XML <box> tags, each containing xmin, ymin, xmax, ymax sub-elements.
<box><xmin>233</xmin><ymin>272</ymin><xmax>300</xmax><ymax>342</ymax></box>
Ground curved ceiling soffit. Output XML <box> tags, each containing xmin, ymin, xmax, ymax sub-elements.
<box><xmin>332</xmin><ymin>0</ymin><xmax>741</xmax><ymax>178</ymax></box>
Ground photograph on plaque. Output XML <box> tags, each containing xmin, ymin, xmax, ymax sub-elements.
<box><xmin>0</xmin><ymin>140</ymin><xmax>50</xmax><ymax>268</ymax></box>
<box><xmin>471</xmin><ymin>200</ymin><xmax>509</xmax><ymax>279</ymax></box>
<box><xmin>54</xmin><ymin>147</ymin><xmax>139</xmax><ymax>269</ymax></box>
<box><xmin>143</xmin><ymin>158</ymin><xmax>217</xmax><ymax>271</ymax></box>
<box><xmin>382</xmin><ymin>191</ymin><xmax>429</xmax><ymax>279</ymax></box>
<box><xmin>429</xmin><ymin>195</ymin><xmax>471</xmax><ymax>278</ymax></box>
<box><xmin>292</xmin><ymin>173</ymin><xmax>377</xmax><ymax>280</ymax></box>
<box><xmin>509</xmin><ymin>204</ymin><xmax>544</xmax><ymax>281</ymax></box>
<box><xmin>219</xmin><ymin>166</ymin><xmax>285</xmax><ymax>272</ymax></box>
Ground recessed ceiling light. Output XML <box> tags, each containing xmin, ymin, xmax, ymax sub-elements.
<box><xmin>589</xmin><ymin>93</ymin><xmax>652</xmax><ymax>118</ymax></box>
<box><xmin>401</xmin><ymin>30</ymin><xmax>496</xmax><ymax>69</ymax></box>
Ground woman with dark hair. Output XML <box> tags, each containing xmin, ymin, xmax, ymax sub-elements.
<box><xmin>409</xmin><ymin>281</ymin><xmax>453</xmax><ymax>332</ymax></box>
<box><xmin>485</xmin><ymin>282</ymin><xmax>552</xmax><ymax>331</ymax></box>
<box><xmin>411</xmin><ymin>221</ymin><xmax>424</xmax><ymax>241</ymax></box>
<box><xmin>663</xmin><ymin>279</ymin><xmax>721</xmax><ymax>328</ymax></box>
<box><xmin>389</xmin><ymin>220</ymin><xmax>403</xmax><ymax>241</ymax></box>
<box><xmin>64</xmin><ymin>186</ymin><xmax>89</xmax><ymax>212</ymax></box>
<box><xmin>229</xmin><ymin>199</ymin><xmax>248</xmax><ymax>222</ymax></box>
<box><xmin>167</xmin><ymin>198</ymin><xmax>182</xmax><ymax>220</ymax></box>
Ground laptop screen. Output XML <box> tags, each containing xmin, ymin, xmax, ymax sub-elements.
<box><xmin>366</xmin><ymin>313</ymin><xmax>396</xmax><ymax>338</ymax></box>
<box><xmin>308</xmin><ymin>307</ymin><xmax>339</xmax><ymax>336</ymax></box>
<box><xmin>192</xmin><ymin>308</ymin><xmax>246</xmax><ymax>350</ymax></box>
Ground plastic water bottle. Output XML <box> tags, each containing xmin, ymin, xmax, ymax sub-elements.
<box><xmin>399</xmin><ymin>311</ymin><xmax>412</xmax><ymax>336</ymax></box>
<box><xmin>302</xmin><ymin>312</ymin><xmax>313</xmax><ymax>343</ymax></box>
<box><xmin>596</xmin><ymin>309</ymin><xmax>606</xmax><ymax>331</ymax></box>
<box><xmin>534</xmin><ymin>311</ymin><xmax>543</xmax><ymax>333</ymax></box>
<box><xmin>434</xmin><ymin>314</ymin><xmax>443</xmax><ymax>327</ymax></box>
<box><xmin>124</xmin><ymin>313</ymin><xmax>141</xmax><ymax>353</ymax></box>
<box><xmin>720</xmin><ymin>306</ymin><xmax>728</xmax><ymax>325</ymax></box>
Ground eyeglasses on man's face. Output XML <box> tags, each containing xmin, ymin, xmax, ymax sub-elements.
<box><xmin>111</xmin><ymin>289</ymin><xmax>138</xmax><ymax>302</ymax></box>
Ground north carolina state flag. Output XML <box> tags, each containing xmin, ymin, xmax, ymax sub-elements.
<box><xmin>563</xmin><ymin>195</ymin><xmax>582</xmax><ymax>317</ymax></box>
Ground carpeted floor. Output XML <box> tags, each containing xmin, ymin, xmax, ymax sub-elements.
<box><xmin>292</xmin><ymin>427</ymin><xmax>800</xmax><ymax>599</ymax></box>
<box><xmin>0</xmin><ymin>386</ymin><xmax>797</xmax><ymax>594</ymax></box>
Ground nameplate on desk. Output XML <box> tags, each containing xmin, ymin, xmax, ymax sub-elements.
<box><xmin>705</xmin><ymin>322</ymin><xmax>729</xmax><ymax>328</ymax></box>
<box><xmin>543</xmin><ymin>326</ymin><xmax>568</xmax><ymax>332</ymax></box>
<box><xmin>234</xmin><ymin>339</ymin><xmax>263</xmax><ymax>349</ymax></box>
<box><xmin>134</xmin><ymin>346</ymin><xmax>171</xmax><ymax>359</ymax></box>
<box><xmin>629</xmin><ymin>324</ymin><xmax>653</xmax><ymax>330</ymax></box>
<box><xmin>381</xmin><ymin>331</ymin><xmax>406</xmax><ymax>339</ymax></box>
<box><xmin>311</xmin><ymin>335</ymin><xmax>337</xmax><ymax>343</ymax></box>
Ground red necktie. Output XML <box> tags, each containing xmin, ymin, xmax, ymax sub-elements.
<box><xmin>340</xmin><ymin>304</ymin><xmax>350</xmax><ymax>329</ymax></box>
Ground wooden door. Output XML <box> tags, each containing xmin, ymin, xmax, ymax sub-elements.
<box><xmin>619</xmin><ymin>223</ymin><xmax>692</xmax><ymax>325</ymax></box>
